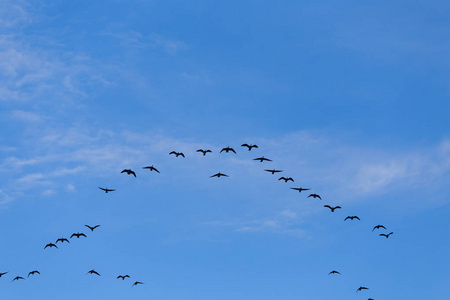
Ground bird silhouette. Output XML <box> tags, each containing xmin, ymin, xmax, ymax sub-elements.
<box><xmin>308</xmin><ymin>193</ymin><xmax>322</xmax><ymax>200</ymax></box>
<box><xmin>196</xmin><ymin>149</ymin><xmax>212</xmax><ymax>156</ymax></box>
<box><xmin>70</xmin><ymin>232</ymin><xmax>87</xmax><ymax>238</ymax></box>
<box><xmin>0</xmin><ymin>272</ymin><xmax>8</xmax><ymax>277</ymax></box>
<box><xmin>56</xmin><ymin>238</ymin><xmax>70</xmax><ymax>244</ymax></box>
<box><xmin>12</xmin><ymin>276</ymin><xmax>24</xmax><ymax>282</ymax></box>
<box><xmin>290</xmin><ymin>187</ymin><xmax>310</xmax><ymax>193</ymax></box>
<box><xmin>253</xmin><ymin>156</ymin><xmax>272</xmax><ymax>162</ymax></box>
<box><xmin>368</xmin><ymin>298</ymin><xmax>374</xmax><ymax>300</ymax></box>
<box><xmin>85</xmin><ymin>225</ymin><xmax>100</xmax><ymax>231</ymax></box>
<box><xmin>264</xmin><ymin>169</ymin><xmax>283</xmax><ymax>174</ymax></box>
<box><xmin>278</xmin><ymin>177</ymin><xmax>294</xmax><ymax>182</ymax></box>
<box><xmin>241</xmin><ymin>144</ymin><xmax>258</xmax><ymax>151</ymax></box>
<box><xmin>121</xmin><ymin>169</ymin><xmax>136</xmax><ymax>177</ymax></box>
<box><xmin>169</xmin><ymin>151</ymin><xmax>185</xmax><ymax>157</ymax></box>
<box><xmin>44</xmin><ymin>243</ymin><xmax>58</xmax><ymax>249</ymax></box>
<box><xmin>99</xmin><ymin>187</ymin><xmax>115</xmax><ymax>193</ymax></box>
<box><xmin>132</xmin><ymin>281</ymin><xmax>144</xmax><ymax>287</ymax></box>
<box><xmin>379</xmin><ymin>232</ymin><xmax>394</xmax><ymax>238</ymax></box>
<box><xmin>328</xmin><ymin>270</ymin><xmax>341</xmax><ymax>275</ymax></box>
<box><xmin>27</xmin><ymin>270</ymin><xmax>40</xmax><ymax>277</ymax></box>
<box><xmin>117</xmin><ymin>275</ymin><xmax>130</xmax><ymax>280</ymax></box>
<box><xmin>356</xmin><ymin>286</ymin><xmax>369</xmax><ymax>293</ymax></box>
<box><xmin>220</xmin><ymin>146</ymin><xmax>236</xmax><ymax>154</ymax></box>
<box><xmin>324</xmin><ymin>205</ymin><xmax>341</xmax><ymax>212</ymax></box>
<box><xmin>87</xmin><ymin>269</ymin><xmax>100</xmax><ymax>276</ymax></box>
<box><xmin>143</xmin><ymin>165</ymin><xmax>160</xmax><ymax>173</ymax></box>
<box><xmin>372</xmin><ymin>225</ymin><xmax>386</xmax><ymax>231</ymax></box>
<box><xmin>345</xmin><ymin>216</ymin><xmax>360</xmax><ymax>221</ymax></box>
<box><xmin>210</xmin><ymin>172</ymin><xmax>229</xmax><ymax>178</ymax></box>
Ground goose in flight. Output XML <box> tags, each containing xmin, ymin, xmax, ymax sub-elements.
<box><xmin>278</xmin><ymin>177</ymin><xmax>294</xmax><ymax>182</ymax></box>
<box><xmin>253</xmin><ymin>156</ymin><xmax>272</xmax><ymax>162</ymax></box>
<box><xmin>345</xmin><ymin>216</ymin><xmax>360</xmax><ymax>221</ymax></box>
<box><xmin>70</xmin><ymin>232</ymin><xmax>87</xmax><ymax>239</ymax></box>
<box><xmin>117</xmin><ymin>275</ymin><xmax>130</xmax><ymax>280</ymax></box>
<box><xmin>290</xmin><ymin>187</ymin><xmax>310</xmax><ymax>193</ymax></box>
<box><xmin>372</xmin><ymin>225</ymin><xmax>386</xmax><ymax>231</ymax></box>
<box><xmin>196</xmin><ymin>149</ymin><xmax>212</xmax><ymax>156</ymax></box>
<box><xmin>121</xmin><ymin>169</ymin><xmax>136</xmax><ymax>177</ymax></box>
<box><xmin>87</xmin><ymin>269</ymin><xmax>100</xmax><ymax>276</ymax></box>
<box><xmin>56</xmin><ymin>238</ymin><xmax>70</xmax><ymax>244</ymax></box>
<box><xmin>12</xmin><ymin>276</ymin><xmax>24</xmax><ymax>282</ymax></box>
<box><xmin>27</xmin><ymin>270</ymin><xmax>40</xmax><ymax>277</ymax></box>
<box><xmin>379</xmin><ymin>232</ymin><xmax>394</xmax><ymax>238</ymax></box>
<box><xmin>356</xmin><ymin>286</ymin><xmax>369</xmax><ymax>293</ymax></box>
<box><xmin>308</xmin><ymin>193</ymin><xmax>322</xmax><ymax>200</ymax></box>
<box><xmin>169</xmin><ymin>151</ymin><xmax>185</xmax><ymax>157</ymax></box>
<box><xmin>264</xmin><ymin>169</ymin><xmax>283</xmax><ymax>174</ymax></box>
<box><xmin>210</xmin><ymin>172</ymin><xmax>229</xmax><ymax>178</ymax></box>
<box><xmin>85</xmin><ymin>225</ymin><xmax>100</xmax><ymax>231</ymax></box>
<box><xmin>324</xmin><ymin>205</ymin><xmax>341</xmax><ymax>212</ymax></box>
<box><xmin>241</xmin><ymin>144</ymin><xmax>258</xmax><ymax>151</ymax></box>
<box><xmin>132</xmin><ymin>281</ymin><xmax>144</xmax><ymax>287</ymax></box>
<box><xmin>220</xmin><ymin>146</ymin><xmax>236</xmax><ymax>154</ymax></box>
<box><xmin>99</xmin><ymin>187</ymin><xmax>115</xmax><ymax>193</ymax></box>
<box><xmin>143</xmin><ymin>165</ymin><xmax>160</xmax><ymax>173</ymax></box>
<box><xmin>328</xmin><ymin>270</ymin><xmax>341</xmax><ymax>275</ymax></box>
<box><xmin>44</xmin><ymin>243</ymin><xmax>58</xmax><ymax>249</ymax></box>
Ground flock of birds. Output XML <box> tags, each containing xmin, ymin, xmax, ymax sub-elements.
<box><xmin>4</xmin><ymin>143</ymin><xmax>392</xmax><ymax>298</ymax></box>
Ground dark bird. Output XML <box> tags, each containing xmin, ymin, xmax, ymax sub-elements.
<box><xmin>0</xmin><ymin>272</ymin><xmax>8</xmax><ymax>277</ymax></box>
<box><xmin>220</xmin><ymin>146</ymin><xmax>236</xmax><ymax>154</ymax></box>
<box><xmin>290</xmin><ymin>187</ymin><xmax>310</xmax><ymax>193</ymax></box>
<box><xmin>241</xmin><ymin>144</ymin><xmax>258</xmax><ymax>151</ymax></box>
<box><xmin>379</xmin><ymin>232</ymin><xmax>394</xmax><ymax>238</ymax></box>
<box><xmin>85</xmin><ymin>225</ymin><xmax>100</xmax><ymax>231</ymax></box>
<box><xmin>56</xmin><ymin>238</ymin><xmax>70</xmax><ymax>244</ymax></box>
<box><xmin>44</xmin><ymin>243</ymin><xmax>58</xmax><ymax>249</ymax></box>
<box><xmin>99</xmin><ymin>187</ymin><xmax>115</xmax><ymax>193</ymax></box>
<box><xmin>345</xmin><ymin>216</ymin><xmax>360</xmax><ymax>221</ymax></box>
<box><xmin>356</xmin><ymin>286</ymin><xmax>369</xmax><ymax>293</ymax></box>
<box><xmin>12</xmin><ymin>276</ymin><xmax>24</xmax><ymax>282</ymax></box>
<box><xmin>278</xmin><ymin>177</ymin><xmax>294</xmax><ymax>182</ymax></box>
<box><xmin>368</xmin><ymin>298</ymin><xmax>374</xmax><ymax>300</ymax></box>
<box><xmin>253</xmin><ymin>156</ymin><xmax>272</xmax><ymax>162</ymax></box>
<box><xmin>70</xmin><ymin>232</ymin><xmax>87</xmax><ymax>239</ymax></box>
<box><xmin>132</xmin><ymin>281</ymin><xmax>144</xmax><ymax>287</ymax></box>
<box><xmin>27</xmin><ymin>270</ymin><xmax>40</xmax><ymax>277</ymax></box>
<box><xmin>328</xmin><ymin>270</ymin><xmax>341</xmax><ymax>275</ymax></box>
<box><xmin>324</xmin><ymin>205</ymin><xmax>341</xmax><ymax>212</ymax></box>
<box><xmin>210</xmin><ymin>172</ymin><xmax>229</xmax><ymax>178</ymax></box>
<box><xmin>196</xmin><ymin>149</ymin><xmax>212</xmax><ymax>156</ymax></box>
<box><xmin>169</xmin><ymin>151</ymin><xmax>185</xmax><ymax>157</ymax></box>
<box><xmin>121</xmin><ymin>169</ymin><xmax>136</xmax><ymax>177</ymax></box>
<box><xmin>143</xmin><ymin>165</ymin><xmax>160</xmax><ymax>173</ymax></box>
<box><xmin>264</xmin><ymin>169</ymin><xmax>283</xmax><ymax>174</ymax></box>
<box><xmin>117</xmin><ymin>275</ymin><xmax>130</xmax><ymax>280</ymax></box>
<box><xmin>87</xmin><ymin>269</ymin><xmax>100</xmax><ymax>276</ymax></box>
<box><xmin>372</xmin><ymin>225</ymin><xmax>387</xmax><ymax>231</ymax></box>
<box><xmin>308</xmin><ymin>193</ymin><xmax>322</xmax><ymax>200</ymax></box>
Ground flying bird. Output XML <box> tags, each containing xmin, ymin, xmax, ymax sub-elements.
<box><xmin>70</xmin><ymin>232</ymin><xmax>87</xmax><ymax>239</ymax></box>
<box><xmin>196</xmin><ymin>149</ymin><xmax>212</xmax><ymax>156</ymax></box>
<box><xmin>85</xmin><ymin>225</ymin><xmax>100</xmax><ymax>231</ymax></box>
<box><xmin>308</xmin><ymin>193</ymin><xmax>322</xmax><ymax>200</ymax></box>
<box><xmin>356</xmin><ymin>286</ymin><xmax>369</xmax><ymax>293</ymax></box>
<box><xmin>264</xmin><ymin>169</ymin><xmax>283</xmax><ymax>174</ymax></box>
<box><xmin>44</xmin><ymin>243</ymin><xmax>58</xmax><ymax>249</ymax></box>
<box><xmin>98</xmin><ymin>187</ymin><xmax>115</xmax><ymax>193</ymax></box>
<box><xmin>290</xmin><ymin>187</ymin><xmax>310</xmax><ymax>193</ymax></box>
<box><xmin>143</xmin><ymin>165</ymin><xmax>160</xmax><ymax>173</ymax></box>
<box><xmin>253</xmin><ymin>156</ymin><xmax>272</xmax><ymax>162</ymax></box>
<box><xmin>324</xmin><ymin>205</ymin><xmax>341</xmax><ymax>212</ymax></box>
<box><xmin>169</xmin><ymin>151</ymin><xmax>185</xmax><ymax>157</ymax></box>
<box><xmin>0</xmin><ymin>272</ymin><xmax>8</xmax><ymax>277</ymax></box>
<box><xmin>56</xmin><ymin>238</ymin><xmax>70</xmax><ymax>244</ymax></box>
<box><xmin>210</xmin><ymin>172</ymin><xmax>229</xmax><ymax>178</ymax></box>
<box><xmin>278</xmin><ymin>177</ymin><xmax>294</xmax><ymax>182</ymax></box>
<box><xmin>379</xmin><ymin>232</ymin><xmax>394</xmax><ymax>238</ymax></box>
<box><xmin>121</xmin><ymin>169</ymin><xmax>136</xmax><ymax>177</ymax></box>
<box><xmin>328</xmin><ymin>270</ymin><xmax>341</xmax><ymax>275</ymax></box>
<box><xmin>220</xmin><ymin>146</ymin><xmax>236</xmax><ymax>154</ymax></box>
<box><xmin>132</xmin><ymin>281</ymin><xmax>144</xmax><ymax>287</ymax></box>
<box><xmin>27</xmin><ymin>270</ymin><xmax>40</xmax><ymax>277</ymax></box>
<box><xmin>241</xmin><ymin>144</ymin><xmax>258</xmax><ymax>151</ymax></box>
<box><xmin>372</xmin><ymin>225</ymin><xmax>387</xmax><ymax>231</ymax></box>
<box><xmin>12</xmin><ymin>276</ymin><xmax>24</xmax><ymax>282</ymax></box>
<box><xmin>87</xmin><ymin>269</ymin><xmax>100</xmax><ymax>276</ymax></box>
<box><xmin>117</xmin><ymin>275</ymin><xmax>130</xmax><ymax>280</ymax></box>
<box><xmin>345</xmin><ymin>216</ymin><xmax>360</xmax><ymax>221</ymax></box>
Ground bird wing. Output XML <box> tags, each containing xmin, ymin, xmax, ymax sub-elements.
<box><xmin>131</xmin><ymin>171</ymin><xmax>136</xmax><ymax>177</ymax></box>
<box><xmin>355</xmin><ymin>216</ymin><xmax>360</xmax><ymax>220</ymax></box>
<box><xmin>121</xmin><ymin>170</ymin><xmax>127</xmax><ymax>173</ymax></box>
<box><xmin>98</xmin><ymin>187</ymin><xmax>106</xmax><ymax>191</ymax></box>
<box><xmin>169</xmin><ymin>151</ymin><xmax>176</xmax><ymax>155</ymax></box>
<box><xmin>252</xmin><ymin>145</ymin><xmax>258</xmax><ymax>148</ymax></box>
<box><xmin>345</xmin><ymin>217</ymin><xmax>350</xmax><ymax>221</ymax></box>
<box><xmin>196</xmin><ymin>149</ymin><xmax>203</xmax><ymax>152</ymax></box>
<box><xmin>278</xmin><ymin>177</ymin><xmax>286</xmax><ymax>181</ymax></box>
<box><xmin>210</xmin><ymin>174</ymin><xmax>218</xmax><ymax>178</ymax></box>
<box><xmin>180</xmin><ymin>153</ymin><xmax>185</xmax><ymax>157</ymax></box>
<box><xmin>231</xmin><ymin>148</ymin><xmax>236</xmax><ymax>153</ymax></box>
<box><xmin>324</xmin><ymin>205</ymin><xmax>332</xmax><ymax>209</ymax></box>
<box><xmin>241</xmin><ymin>144</ymin><xmax>249</xmax><ymax>147</ymax></box>
<box><xmin>80</xmin><ymin>233</ymin><xmax>87</xmax><ymax>237</ymax></box>
<box><xmin>335</xmin><ymin>206</ymin><xmax>341</xmax><ymax>209</ymax></box>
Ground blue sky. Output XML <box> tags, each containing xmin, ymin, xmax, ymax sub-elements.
<box><xmin>1</xmin><ymin>0</ymin><xmax>450</xmax><ymax>299</ymax></box>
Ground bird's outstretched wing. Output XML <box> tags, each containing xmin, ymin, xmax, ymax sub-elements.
<box><xmin>324</xmin><ymin>205</ymin><xmax>332</xmax><ymax>209</ymax></box>
<box><xmin>169</xmin><ymin>151</ymin><xmax>177</xmax><ymax>155</ymax></box>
